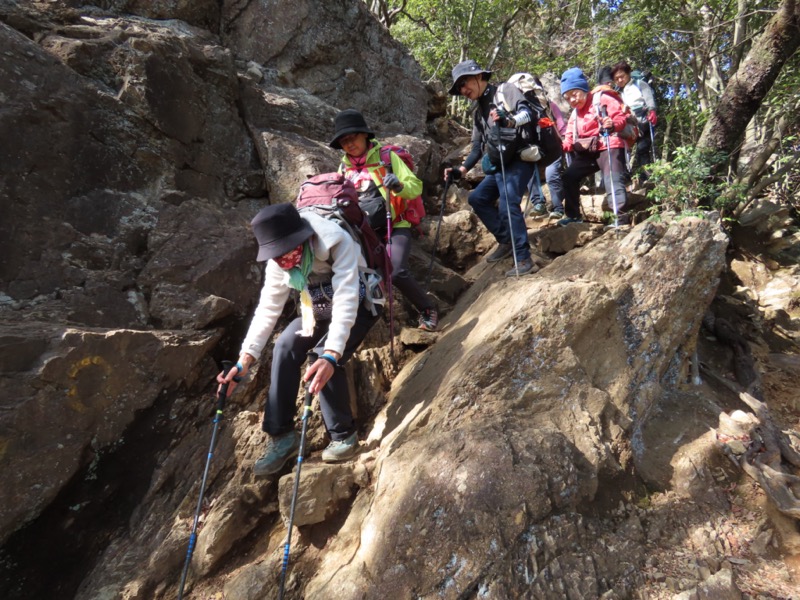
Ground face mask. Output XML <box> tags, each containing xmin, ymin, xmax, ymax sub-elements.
<box><xmin>275</xmin><ymin>244</ymin><xmax>304</xmax><ymax>270</ymax></box>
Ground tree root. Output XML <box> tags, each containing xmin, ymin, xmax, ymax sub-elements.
<box><xmin>702</xmin><ymin>362</ymin><xmax>800</xmax><ymax>520</ymax></box>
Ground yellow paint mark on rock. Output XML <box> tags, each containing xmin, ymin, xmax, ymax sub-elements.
<box><xmin>67</xmin><ymin>355</ymin><xmax>112</xmax><ymax>410</ymax></box>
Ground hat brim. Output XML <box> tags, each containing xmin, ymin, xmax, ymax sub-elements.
<box><xmin>329</xmin><ymin>127</ymin><xmax>375</xmax><ymax>149</ymax></box>
<box><xmin>448</xmin><ymin>70</ymin><xmax>492</xmax><ymax>96</ymax></box>
<box><xmin>256</xmin><ymin>220</ymin><xmax>314</xmax><ymax>262</ymax></box>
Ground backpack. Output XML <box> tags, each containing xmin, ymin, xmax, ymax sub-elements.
<box><xmin>366</xmin><ymin>145</ymin><xmax>426</xmax><ymax>228</ymax></box>
<box><xmin>496</xmin><ymin>73</ymin><xmax>561</xmax><ymax>166</ymax></box>
<box><xmin>295</xmin><ymin>173</ymin><xmax>391</xmax><ymax>314</ymax></box>
<box><xmin>630</xmin><ymin>70</ymin><xmax>653</xmax><ymax>88</ymax></box>
<box><xmin>590</xmin><ymin>84</ymin><xmax>640</xmax><ymax>146</ymax></box>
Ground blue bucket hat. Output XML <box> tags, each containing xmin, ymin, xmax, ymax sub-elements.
<box><xmin>448</xmin><ymin>59</ymin><xmax>492</xmax><ymax>96</ymax></box>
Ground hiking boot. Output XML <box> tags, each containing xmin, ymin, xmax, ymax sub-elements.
<box><xmin>557</xmin><ymin>217</ymin><xmax>583</xmax><ymax>227</ymax></box>
<box><xmin>485</xmin><ymin>243</ymin><xmax>512</xmax><ymax>263</ymax></box>
<box><xmin>506</xmin><ymin>258</ymin><xmax>538</xmax><ymax>277</ymax></box>
<box><xmin>418</xmin><ymin>307</ymin><xmax>438</xmax><ymax>332</ymax></box>
<box><xmin>531</xmin><ymin>202</ymin><xmax>547</xmax><ymax>216</ymax></box>
<box><xmin>321</xmin><ymin>432</ymin><xmax>359</xmax><ymax>463</ymax></box>
<box><xmin>549</xmin><ymin>209</ymin><xmax>565</xmax><ymax>219</ymax></box>
<box><xmin>253</xmin><ymin>431</ymin><xmax>300</xmax><ymax>477</ymax></box>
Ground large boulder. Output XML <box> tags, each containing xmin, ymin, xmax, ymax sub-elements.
<box><xmin>221</xmin><ymin>0</ymin><xmax>428</xmax><ymax>135</ymax></box>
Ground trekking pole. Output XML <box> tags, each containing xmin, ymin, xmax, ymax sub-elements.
<box><xmin>494</xmin><ymin>121</ymin><xmax>520</xmax><ymax>278</ymax></box>
<box><xmin>598</xmin><ymin>105</ymin><xmax>619</xmax><ymax>230</ymax></box>
<box><xmin>383</xmin><ymin>193</ymin><xmax>395</xmax><ymax>360</ymax></box>
<box><xmin>177</xmin><ymin>360</ymin><xmax>234</xmax><ymax>600</ymax></box>
<box><xmin>649</xmin><ymin>121</ymin><xmax>657</xmax><ymax>163</ymax></box>
<box><xmin>278</xmin><ymin>358</ymin><xmax>315</xmax><ymax>600</ymax></box>
<box><xmin>425</xmin><ymin>171</ymin><xmax>453</xmax><ymax>293</ymax></box>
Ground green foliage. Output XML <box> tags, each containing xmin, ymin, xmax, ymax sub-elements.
<box><xmin>646</xmin><ymin>146</ymin><xmax>744</xmax><ymax>217</ymax></box>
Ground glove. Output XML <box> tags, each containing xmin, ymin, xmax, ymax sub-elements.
<box><xmin>647</xmin><ymin>110</ymin><xmax>657</xmax><ymax>126</ymax></box>
<box><xmin>382</xmin><ymin>173</ymin><xmax>403</xmax><ymax>193</ymax></box>
<box><xmin>446</xmin><ymin>168</ymin><xmax>462</xmax><ymax>183</ymax></box>
<box><xmin>495</xmin><ymin>106</ymin><xmax>513</xmax><ymax>127</ymax></box>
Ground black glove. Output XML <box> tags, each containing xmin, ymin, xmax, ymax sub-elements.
<box><xmin>495</xmin><ymin>106</ymin><xmax>513</xmax><ymax>127</ymax></box>
<box><xmin>382</xmin><ymin>173</ymin><xmax>403</xmax><ymax>193</ymax></box>
<box><xmin>447</xmin><ymin>168</ymin><xmax>462</xmax><ymax>183</ymax></box>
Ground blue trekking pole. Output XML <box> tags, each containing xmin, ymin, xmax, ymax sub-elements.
<box><xmin>598</xmin><ymin>105</ymin><xmax>619</xmax><ymax>229</ymax></box>
<box><xmin>178</xmin><ymin>360</ymin><xmax>234</xmax><ymax>599</ymax></box>
<box><xmin>649</xmin><ymin>121</ymin><xmax>657</xmax><ymax>163</ymax></box>
<box><xmin>278</xmin><ymin>356</ymin><xmax>316</xmax><ymax>600</ymax></box>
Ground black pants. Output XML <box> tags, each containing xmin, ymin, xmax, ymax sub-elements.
<box><xmin>263</xmin><ymin>303</ymin><xmax>381</xmax><ymax>441</ymax></box>
<box><xmin>563</xmin><ymin>148</ymin><xmax>629</xmax><ymax>223</ymax></box>
<box><xmin>388</xmin><ymin>227</ymin><xmax>434</xmax><ymax>313</ymax></box>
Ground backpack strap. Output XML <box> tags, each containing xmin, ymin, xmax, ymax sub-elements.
<box><xmin>364</xmin><ymin>148</ymin><xmax>408</xmax><ymax>223</ymax></box>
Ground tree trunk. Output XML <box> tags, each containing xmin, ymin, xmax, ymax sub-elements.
<box><xmin>698</xmin><ymin>0</ymin><xmax>800</xmax><ymax>153</ymax></box>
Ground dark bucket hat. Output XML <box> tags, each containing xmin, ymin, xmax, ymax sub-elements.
<box><xmin>448</xmin><ymin>59</ymin><xmax>492</xmax><ymax>96</ymax></box>
<box><xmin>251</xmin><ymin>203</ymin><xmax>314</xmax><ymax>262</ymax></box>
<box><xmin>329</xmin><ymin>109</ymin><xmax>375</xmax><ymax>149</ymax></box>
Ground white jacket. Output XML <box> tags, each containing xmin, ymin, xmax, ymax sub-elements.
<box><xmin>240</xmin><ymin>211</ymin><xmax>365</xmax><ymax>359</ymax></box>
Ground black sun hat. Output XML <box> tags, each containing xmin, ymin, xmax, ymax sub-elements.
<box><xmin>448</xmin><ymin>59</ymin><xmax>492</xmax><ymax>96</ymax></box>
<box><xmin>251</xmin><ymin>203</ymin><xmax>314</xmax><ymax>262</ymax></box>
<box><xmin>329</xmin><ymin>109</ymin><xmax>375</xmax><ymax>149</ymax></box>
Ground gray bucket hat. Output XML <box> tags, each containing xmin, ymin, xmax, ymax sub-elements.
<box><xmin>448</xmin><ymin>59</ymin><xmax>492</xmax><ymax>95</ymax></box>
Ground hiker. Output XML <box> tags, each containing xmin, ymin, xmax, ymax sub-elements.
<box><xmin>610</xmin><ymin>61</ymin><xmax>657</xmax><ymax>175</ymax></box>
<box><xmin>596</xmin><ymin>66</ymin><xmax>614</xmax><ymax>86</ymax></box>
<box><xmin>528</xmin><ymin>96</ymin><xmax>567</xmax><ymax>219</ymax></box>
<box><xmin>559</xmin><ymin>67</ymin><xmax>630</xmax><ymax>226</ymax></box>
<box><xmin>331</xmin><ymin>109</ymin><xmax>438</xmax><ymax>331</ymax></box>
<box><xmin>444</xmin><ymin>59</ymin><xmax>538</xmax><ymax>276</ymax></box>
<box><xmin>216</xmin><ymin>203</ymin><xmax>382</xmax><ymax>476</ymax></box>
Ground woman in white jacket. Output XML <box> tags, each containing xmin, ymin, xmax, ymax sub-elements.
<box><xmin>217</xmin><ymin>203</ymin><xmax>381</xmax><ymax>475</ymax></box>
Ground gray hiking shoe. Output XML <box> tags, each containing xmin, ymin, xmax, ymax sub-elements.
<box><xmin>531</xmin><ymin>202</ymin><xmax>547</xmax><ymax>216</ymax></box>
<box><xmin>321</xmin><ymin>432</ymin><xmax>359</xmax><ymax>463</ymax></box>
<box><xmin>253</xmin><ymin>431</ymin><xmax>300</xmax><ymax>477</ymax></box>
<box><xmin>549</xmin><ymin>209</ymin><xmax>565</xmax><ymax>219</ymax></box>
<box><xmin>505</xmin><ymin>258</ymin><xmax>538</xmax><ymax>277</ymax></box>
<box><xmin>485</xmin><ymin>243</ymin><xmax>512</xmax><ymax>263</ymax></box>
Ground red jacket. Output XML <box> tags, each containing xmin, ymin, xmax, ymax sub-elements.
<box><xmin>563</xmin><ymin>91</ymin><xmax>629</xmax><ymax>151</ymax></box>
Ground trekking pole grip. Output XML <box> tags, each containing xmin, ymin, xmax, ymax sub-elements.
<box><xmin>217</xmin><ymin>360</ymin><xmax>234</xmax><ymax>411</ymax></box>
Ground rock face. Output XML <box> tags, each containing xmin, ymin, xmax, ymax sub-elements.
<box><xmin>0</xmin><ymin>3</ymin><xmax>742</xmax><ymax>600</ymax></box>
<box><xmin>0</xmin><ymin>0</ymin><xmax>427</xmax><ymax>557</ymax></box>
<box><xmin>302</xmin><ymin>219</ymin><xmax>728</xmax><ymax>598</ymax></box>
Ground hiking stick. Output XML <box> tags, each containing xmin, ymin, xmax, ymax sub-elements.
<box><xmin>425</xmin><ymin>173</ymin><xmax>452</xmax><ymax>293</ymax></box>
<box><xmin>278</xmin><ymin>360</ymin><xmax>315</xmax><ymax>600</ymax></box>
<box><xmin>177</xmin><ymin>360</ymin><xmax>233</xmax><ymax>600</ymax></box>
<box><xmin>598</xmin><ymin>106</ymin><xmax>619</xmax><ymax>229</ymax></box>
<box><xmin>649</xmin><ymin>121</ymin><xmax>657</xmax><ymax>163</ymax></box>
<box><xmin>383</xmin><ymin>194</ymin><xmax>395</xmax><ymax>360</ymax></box>
<box><xmin>495</xmin><ymin>122</ymin><xmax>520</xmax><ymax>278</ymax></box>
